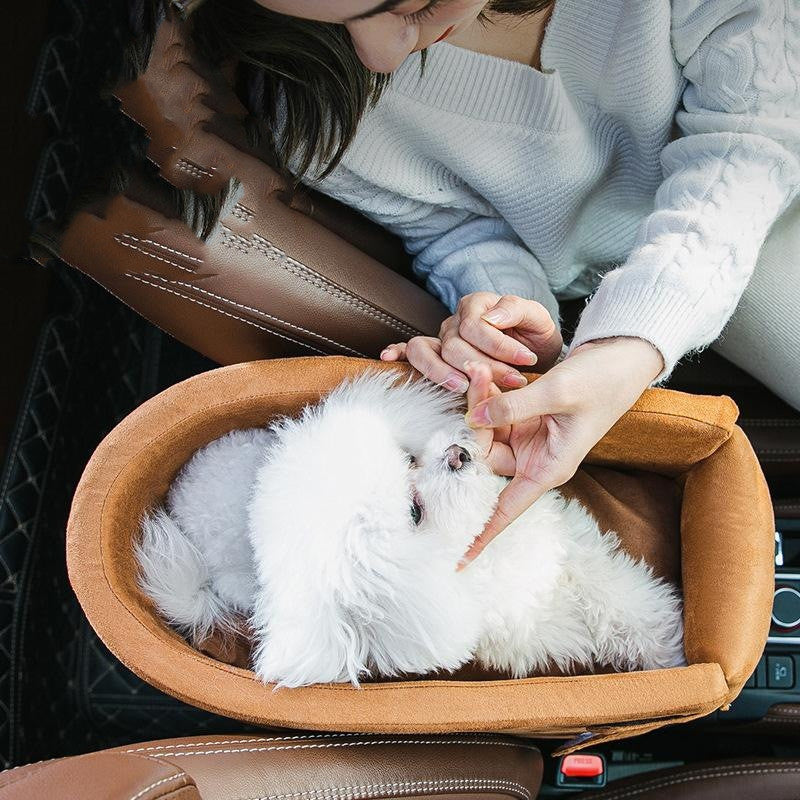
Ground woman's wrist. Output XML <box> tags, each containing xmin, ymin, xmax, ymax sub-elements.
<box><xmin>570</xmin><ymin>336</ymin><xmax>665</xmax><ymax>386</ymax></box>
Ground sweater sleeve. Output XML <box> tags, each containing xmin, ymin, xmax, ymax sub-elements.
<box><xmin>410</xmin><ymin>215</ymin><xmax>561</xmax><ymax>323</ymax></box>
<box><xmin>570</xmin><ymin>0</ymin><xmax>800</xmax><ymax>381</ymax></box>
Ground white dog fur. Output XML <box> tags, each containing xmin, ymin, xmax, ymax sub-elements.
<box><xmin>136</xmin><ymin>372</ymin><xmax>685</xmax><ymax>687</ymax></box>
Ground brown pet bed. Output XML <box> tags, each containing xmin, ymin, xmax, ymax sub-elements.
<box><xmin>66</xmin><ymin>357</ymin><xmax>774</xmax><ymax>752</ymax></box>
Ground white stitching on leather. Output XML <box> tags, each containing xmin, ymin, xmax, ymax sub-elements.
<box><xmin>142</xmin><ymin>738</ymin><xmax>538</xmax><ymax>758</ymax></box>
<box><xmin>125</xmin><ymin>273</ymin><xmax>326</xmax><ymax>355</ymax></box>
<box><xmin>231</xmin><ymin>203</ymin><xmax>255</xmax><ymax>222</ymax></box>
<box><xmin>247</xmin><ymin>777</ymin><xmax>531</xmax><ymax>800</ymax></box>
<box><xmin>771</xmin><ymin>706</ymin><xmax>800</xmax><ymax>715</ymax></box>
<box><xmin>0</xmin><ymin>755</ymin><xmax>63</xmax><ymax>776</ymax></box>
<box><xmin>128</xmin><ymin>772</ymin><xmax>188</xmax><ymax>800</ymax></box>
<box><xmin>594</xmin><ymin>765</ymin><xmax>800</xmax><ymax>800</ymax></box>
<box><xmin>248</xmin><ymin>232</ymin><xmax>421</xmax><ymax>339</ymax></box>
<box><xmin>753</xmin><ymin>449</ymin><xmax>800</xmax><ymax>454</ymax></box>
<box><xmin>126</xmin><ymin>733</ymin><xmax>372</xmax><ymax>753</ymax></box>
<box><xmin>256</xmin><ymin>239</ymin><xmax>421</xmax><ymax>338</ymax></box>
<box><xmin>136</xmin><ymin>271</ymin><xmax>367</xmax><ymax>357</ymax></box>
<box><xmin>176</xmin><ymin>158</ymin><xmax>214</xmax><ymax>178</ymax></box>
<box><xmin>119</xmin><ymin>235</ymin><xmax>204</xmax><ymax>264</ymax></box>
<box><xmin>116</xmin><ymin>237</ymin><xmax>197</xmax><ymax>274</ymax></box>
<box><xmin>222</xmin><ymin>227</ymin><xmax>252</xmax><ymax>253</ymax></box>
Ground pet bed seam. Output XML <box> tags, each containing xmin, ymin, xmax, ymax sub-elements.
<box><xmin>621</xmin><ymin>408</ymin><xmax>733</xmax><ymax>436</ymax></box>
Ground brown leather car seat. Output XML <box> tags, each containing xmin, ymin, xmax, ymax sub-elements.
<box><xmin>582</xmin><ymin>759</ymin><xmax>800</xmax><ymax>800</ymax></box>
<box><xmin>55</xmin><ymin>15</ymin><xmax>447</xmax><ymax>367</ymax></box>
<box><xmin>0</xmin><ymin>733</ymin><xmax>543</xmax><ymax>800</ymax></box>
<box><xmin>2</xmin><ymin>736</ymin><xmax>799</xmax><ymax>800</ymax></box>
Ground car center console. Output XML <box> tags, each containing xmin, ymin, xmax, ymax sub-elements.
<box><xmin>725</xmin><ymin>518</ymin><xmax>800</xmax><ymax>720</ymax></box>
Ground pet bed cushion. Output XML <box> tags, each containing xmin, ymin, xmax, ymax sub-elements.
<box><xmin>66</xmin><ymin>357</ymin><xmax>774</xmax><ymax>753</ymax></box>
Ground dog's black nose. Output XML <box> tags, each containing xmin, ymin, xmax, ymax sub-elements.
<box><xmin>445</xmin><ymin>444</ymin><xmax>471</xmax><ymax>470</ymax></box>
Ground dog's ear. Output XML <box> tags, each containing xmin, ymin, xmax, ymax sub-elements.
<box><xmin>353</xmin><ymin>550</ymin><xmax>484</xmax><ymax>681</ymax></box>
<box><xmin>248</xmin><ymin>506</ymin><xmax>398</xmax><ymax>687</ymax></box>
<box><xmin>249</xmin><ymin>582</ymin><xmax>371</xmax><ymax>687</ymax></box>
<box><xmin>248</xmin><ymin>514</ymin><xmax>482</xmax><ymax>687</ymax></box>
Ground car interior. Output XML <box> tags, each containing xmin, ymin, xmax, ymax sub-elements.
<box><xmin>2</xmin><ymin>1</ymin><xmax>799</xmax><ymax>798</ymax></box>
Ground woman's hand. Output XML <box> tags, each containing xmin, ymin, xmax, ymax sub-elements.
<box><xmin>380</xmin><ymin>293</ymin><xmax>563</xmax><ymax>392</ymax></box>
<box><xmin>459</xmin><ymin>337</ymin><xmax>665</xmax><ymax>567</ymax></box>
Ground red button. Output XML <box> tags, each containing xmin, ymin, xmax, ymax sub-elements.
<box><xmin>561</xmin><ymin>754</ymin><xmax>604</xmax><ymax>778</ymax></box>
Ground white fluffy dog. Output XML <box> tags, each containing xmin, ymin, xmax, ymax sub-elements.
<box><xmin>136</xmin><ymin>372</ymin><xmax>685</xmax><ymax>687</ymax></box>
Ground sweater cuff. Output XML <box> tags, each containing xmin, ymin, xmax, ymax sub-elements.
<box><xmin>568</xmin><ymin>270</ymin><xmax>710</xmax><ymax>384</ymax></box>
<box><xmin>428</xmin><ymin>270</ymin><xmax>561</xmax><ymax>326</ymax></box>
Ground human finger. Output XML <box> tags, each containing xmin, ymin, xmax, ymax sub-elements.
<box><xmin>481</xmin><ymin>295</ymin><xmax>557</xmax><ymax>338</ymax></box>
<box><xmin>379</xmin><ymin>342</ymin><xmax>408</xmax><ymax>361</ymax></box>
<box><xmin>405</xmin><ymin>337</ymin><xmax>469</xmax><ymax>393</ymax></box>
<box><xmin>464</xmin><ymin>361</ymin><xmax>496</xmax><ymax>457</ymax></box>
<box><xmin>441</xmin><ymin>333</ymin><xmax>528</xmax><ymax>389</ymax></box>
<box><xmin>465</xmin><ymin>370</ymin><xmax>574</xmax><ymax>428</ymax></box>
<box><xmin>458</xmin><ymin>313</ymin><xmax>538</xmax><ymax>367</ymax></box>
<box><xmin>458</xmin><ymin>472</ymin><xmax>549</xmax><ymax>568</ymax></box>
<box><xmin>486</xmin><ymin>440</ymin><xmax>516</xmax><ymax>476</ymax></box>
<box><xmin>464</xmin><ymin>361</ymin><xmax>514</xmax><ymax>456</ymax></box>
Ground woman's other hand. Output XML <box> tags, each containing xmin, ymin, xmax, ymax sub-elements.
<box><xmin>380</xmin><ymin>292</ymin><xmax>563</xmax><ymax>393</ymax></box>
<box><xmin>459</xmin><ymin>337</ymin><xmax>664</xmax><ymax>567</ymax></box>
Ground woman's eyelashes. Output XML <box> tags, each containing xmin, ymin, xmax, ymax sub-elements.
<box><xmin>403</xmin><ymin>0</ymin><xmax>446</xmax><ymax>24</ymax></box>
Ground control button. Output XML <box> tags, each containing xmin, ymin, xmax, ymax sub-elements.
<box><xmin>556</xmin><ymin>754</ymin><xmax>606</xmax><ymax>789</ymax></box>
<box><xmin>561</xmin><ymin>755</ymin><xmax>604</xmax><ymax>778</ymax></box>
<box><xmin>767</xmin><ymin>656</ymin><xmax>794</xmax><ymax>689</ymax></box>
<box><xmin>772</xmin><ymin>587</ymin><xmax>800</xmax><ymax>629</ymax></box>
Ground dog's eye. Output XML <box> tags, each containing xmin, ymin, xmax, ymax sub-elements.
<box><xmin>408</xmin><ymin>454</ymin><xmax>417</xmax><ymax>467</ymax></box>
<box><xmin>410</xmin><ymin>499</ymin><xmax>423</xmax><ymax>525</ymax></box>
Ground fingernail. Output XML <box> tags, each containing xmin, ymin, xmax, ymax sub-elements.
<box><xmin>455</xmin><ymin>558</ymin><xmax>468</xmax><ymax>572</ymax></box>
<box><xmin>515</xmin><ymin>346</ymin><xmax>538</xmax><ymax>366</ymax></box>
<box><xmin>444</xmin><ymin>374</ymin><xmax>469</xmax><ymax>393</ymax></box>
<box><xmin>502</xmin><ymin>372</ymin><xmax>527</xmax><ymax>388</ymax></box>
<box><xmin>482</xmin><ymin>309</ymin><xmax>509</xmax><ymax>325</ymax></box>
<box><xmin>379</xmin><ymin>348</ymin><xmax>392</xmax><ymax>360</ymax></box>
<box><xmin>465</xmin><ymin>403</ymin><xmax>492</xmax><ymax>427</ymax></box>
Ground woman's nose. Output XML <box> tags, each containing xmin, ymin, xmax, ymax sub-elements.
<box><xmin>445</xmin><ymin>445</ymin><xmax>471</xmax><ymax>471</ymax></box>
<box><xmin>345</xmin><ymin>16</ymin><xmax>418</xmax><ymax>74</ymax></box>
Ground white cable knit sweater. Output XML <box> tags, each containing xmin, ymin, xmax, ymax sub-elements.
<box><xmin>302</xmin><ymin>0</ymin><xmax>800</xmax><ymax>380</ymax></box>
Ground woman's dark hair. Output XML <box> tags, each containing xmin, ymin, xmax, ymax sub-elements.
<box><xmin>126</xmin><ymin>0</ymin><xmax>554</xmax><ymax>181</ymax></box>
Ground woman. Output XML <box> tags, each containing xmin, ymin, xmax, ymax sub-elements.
<box><xmin>181</xmin><ymin>0</ymin><xmax>799</xmax><ymax>562</ymax></box>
